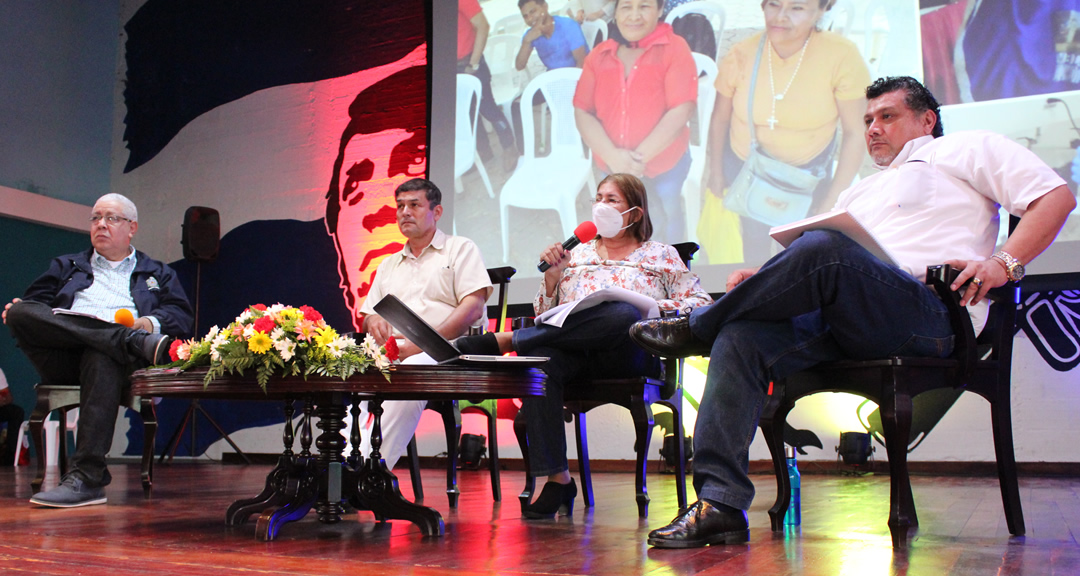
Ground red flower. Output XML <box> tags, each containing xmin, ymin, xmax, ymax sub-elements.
<box><xmin>252</xmin><ymin>316</ymin><xmax>277</xmax><ymax>334</ymax></box>
<box><xmin>168</xmin><ymin>338</ymin><xmax>183</xmax><ymax>362</ymax></box>
<box><xmin>251</xmin><ymin>303</ymin><xmax>268</xmax><ymax>312</ymax></box>
<box><xmin>299</xmin><ymin>305</ymin><xmax>323</xmax><ymax>323</ymax></box>
<box><xmin>384</xmin><ymin>338</ymin><xmax>400</xmax><ymax>361</ymax></box>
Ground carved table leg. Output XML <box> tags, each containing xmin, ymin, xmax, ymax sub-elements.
<box><xmin>347</xmin><ymin>398</ymin><xmax>445</xmax><ymax>536</ymax></box>
<box><xmin>256</xmin><ymin>458</ymin><xmax>319</xmax><ymax>541</ymax></box>
<box><xmin>348</xmin><ymin>394</ymin><xmax>362</xmax><ymax>467</ymax></box>
<box><xmin>250</xmin><ymin>395</ymin><xmax>327</xmax><ymax>540</ymax></box>
<box><xmin>314</xmin><ymin>393</ymin><xmax>347</xmax><ymax>524</ymax></box>
<box><xmin>227</xmin><ymin>397</ymin><xmax>302</xmax><ymax>526</ymax></box>
<box><xmin>235</xmin><ymin>394</ymin><xmax>445</xmax><ymax>540</ymax></box>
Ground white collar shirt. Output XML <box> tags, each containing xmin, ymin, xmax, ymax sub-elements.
<box><xmin>835</xmin><ymin>131</ymin><xmax>1065</xmax><ymax>332</ymax></box>
<box><xmin>70</xmin><ymin>247</ymin><xmax>145</xmax><ymax>326</ymax></box>
<box><xmin>358</xmin><ymin>228</ymin><xmax>493</xmax><ymax>336</ymax></box>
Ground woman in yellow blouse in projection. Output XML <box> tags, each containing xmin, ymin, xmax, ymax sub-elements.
<box><xmin>704</xmin><ymin>0</ymin><xmax>870</xmax><ymax>265</ymax></box>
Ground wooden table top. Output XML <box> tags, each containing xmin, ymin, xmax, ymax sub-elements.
<box><xmin>130</xmin><ymin>364</ymin><xmax>546</xmax><ymax>401</ymax></box>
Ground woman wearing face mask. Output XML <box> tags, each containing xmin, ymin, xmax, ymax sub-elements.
<box><xmin>456</xmin><ymin>174</ymin><xmax>711</xmax><ymax>518</ymax></box>
<box><xmin>573</xmin><ymin>0</ymin><xmax>697</xmax><ymax>244</ymax></box>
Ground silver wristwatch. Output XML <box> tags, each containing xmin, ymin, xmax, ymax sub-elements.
<box><xmin>991</xmin><ymin>250</ymin><xmax>1025</xmax><ymax>282</ymax></box>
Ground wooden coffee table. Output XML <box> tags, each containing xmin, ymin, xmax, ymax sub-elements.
<box><xmin>130</xmin><ymin>364</ymin><xmax>545</xmax><ymax>541</ymax></box>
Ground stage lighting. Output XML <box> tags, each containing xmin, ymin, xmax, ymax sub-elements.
<box><xmin>459</xmin><ymin>433</ymin><xmax>486</xmax><ymax>470</ymax></box>
<box><xmin>659</xmin><ymin>434</ymin><xmax>693</xmax><ymax>471</ymax></box>
<box><xmin>836</xmin><ymin>431</ymin><xmax>874</xmax><ymax>466</ymax></box>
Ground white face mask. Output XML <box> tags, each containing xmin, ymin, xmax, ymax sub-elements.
<box><xmin>592</xmin><ymin>202</ymin><xmax>637</xmax><ymax>238</ymax></box>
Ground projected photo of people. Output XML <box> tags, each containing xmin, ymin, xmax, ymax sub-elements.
<box><xmin>563</xmin><ymin>0</ymin><xmax>616</xmax><ymax>23</ymax></box>
<box><xmin>701</xmin><ymin>0</ymin><xmax>869</xmax><ymax>265</ymax></box>
<box><xmin>574</xmin><ymin>0</ymin><xmax>698</xmax><ymax>244</ymax></box>
<box><xmin>452</xmin><ymin>0</ymin><xmax>919</xmax><ymax>285</ymax></box>
<box><xmin>922</xmin><ymin>0</ymin><xmax>1080</xmax><ymax>105</ymax></box>
<box><xmin>941</xmin><ymin>93</ymin><xmax>1080</xmax><ymax>254</ymax></box>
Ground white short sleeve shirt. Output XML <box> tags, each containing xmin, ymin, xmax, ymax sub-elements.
<box><xmin>359</xmin><ymin>229</ymin><xmax>493</xmax><ymax>336</ymax></box>
<box><xmin>835</xmin><ymin>131</ymin><xmax>1066</xmax><ymax>331</ymax></box>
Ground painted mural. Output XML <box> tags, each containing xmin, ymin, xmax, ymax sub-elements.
<box><xmin>115</xmin><ymin>0</ymin><xmax>428</xmax><ymax>456</ymax></box>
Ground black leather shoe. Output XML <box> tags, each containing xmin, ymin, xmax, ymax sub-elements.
<box><xmin>629</xmin><ymin>317</ymin><xmax>710</xmax><ymax>358</ymax></box>
<box><xmin>648</xmin><ymin>500</ymin><xmax>749</xmax><ymax>548</ymax></box>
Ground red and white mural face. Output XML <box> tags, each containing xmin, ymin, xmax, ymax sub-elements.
<box><xmin>109</xmin><ymin>1</ymin><xmax>430</xmax><ymax>455</ymax></box>
<box><xmin>329</xmin><ymin>127</ymin><xmax>427</xmax><ymax>330</ymax></box>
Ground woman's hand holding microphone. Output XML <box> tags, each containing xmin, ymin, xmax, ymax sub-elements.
<box><xmin>541</xmin><ymin>243</ymin><xmax>570</xmax><ymax>297</ymax></box>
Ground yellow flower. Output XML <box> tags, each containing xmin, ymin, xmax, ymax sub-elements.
<box><xmin>314</xmin><ymin>326</ymin><xmax>338</xmax><ymax>348</ymax></box>
<box><xmin>248</xmin><ymin>331</ymin><xmax>273</xmax><ymax>354</ymax></box>
<box><xmin>278</xmin><ymin>308</ymin><xmax>303</xmax><ymax>321</ymax></box>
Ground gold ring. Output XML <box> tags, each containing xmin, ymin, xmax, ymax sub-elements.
<box><xmin>972</xmin><ymin>277</ymin><xmax>983</xmax><ymax>287</ymax></box>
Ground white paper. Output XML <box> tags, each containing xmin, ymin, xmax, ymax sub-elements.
<box><xmin>535</xmin><ymin>286</ymin><xmax>660</xmax><ymax>328</ymax></box>
<box><xmin>769</xmin><ymin>208</ymin><xmax>899</xmax><ymax>267</ymax></box>
<box><xmin>51</xmin><ymin>308</ymin><xmax>108</xmax><ymax>322</ymax></box>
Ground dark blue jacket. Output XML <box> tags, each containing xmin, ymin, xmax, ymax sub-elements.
<box><xmin>22</xmin><ymin>248</ymin><xmax>195</xmax><ymax>338</ymax></box>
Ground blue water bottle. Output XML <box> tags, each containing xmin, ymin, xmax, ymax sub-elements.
<box><xmin>784</xmin><ymin>445</ymin><xmax>801</xmax><ymax>526</ymax></box>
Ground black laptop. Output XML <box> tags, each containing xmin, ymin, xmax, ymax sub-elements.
<box><xmin>373</xmin><ymin>294</ymin><xmax>548</xmax><ymax>367</ymax></box>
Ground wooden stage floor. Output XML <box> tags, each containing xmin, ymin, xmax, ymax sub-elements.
<box><xmin>1</xmin><ymin>462</ymin><xmax>1078</xmax><ymax>575</ymax></box>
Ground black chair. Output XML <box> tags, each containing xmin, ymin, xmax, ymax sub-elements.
<box><xmin>29</xmin><ymin>383</ymin><xmax>156</xmax><ymax>497</ymax></box>
<box><xmin>759</xmin><ymin>264</ymin><xmax>1024</xmax><ymax>548</ymax></box>
<box><xmin>403</xmin><ymin>266</ymin><xmax>515</xmax><ymax>507</ymax></box>
<box><xmin>514</xmin><ymin>242</ymin><xmax>700</xmax><ymax>518</ymax></box>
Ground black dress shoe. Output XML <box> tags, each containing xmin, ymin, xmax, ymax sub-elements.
<box><xmin>648</xmin><ymin>500</ymin><xmax>749</xmax><ymax>548</ymax></box>
<box><xmin>629</xmin><ymin>317</ymin><xmax>710</xmax><ymax>358</ymax></box>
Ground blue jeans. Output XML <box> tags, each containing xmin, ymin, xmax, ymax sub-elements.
<box><xmin>687</xmin><ymin>230</ymin><xmax>954</xmax><ymax>510</ymax></box>
<box><xmin>515</xmin><ymin>302</ymin><xmax>658</xmax><ymax>476</ymax></box>
<box><xmin>642</xmin><ymin>150</ymin><xmax>692</xmax><ymax>244</ymax></box>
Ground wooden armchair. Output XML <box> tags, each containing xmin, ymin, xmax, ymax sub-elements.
<box><xmin>514</xmin><ymin>243</ymin><xmax>700</xmax><ymax>518</ymax></box>
<box><xmin>403</xmin><ymin>266</ymin><xmax>516</xmax><ymax>507</ymax></box>
<box><xmin>759</xmin><ymin>264</ymin><xmax>1024</xmax><ymax>548</ymax></box>
<box><xmin>29</xmin><ymin>383</ymin><xmax>156</xmax><ymax>497</ymax></box>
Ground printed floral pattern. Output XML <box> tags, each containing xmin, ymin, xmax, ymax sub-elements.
<box><xmin>534</xmin><ymin>240</ymin><xmax>712</xmax><ymax>314</ymax></box>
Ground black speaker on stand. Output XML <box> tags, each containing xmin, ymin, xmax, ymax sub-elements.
<box><xmin>160</xmin><ymin>207</ymin><xmax>250</xmax><ymax>464</ymax></box>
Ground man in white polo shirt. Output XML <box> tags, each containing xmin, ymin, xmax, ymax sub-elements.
<box><xmin>356</xmin><ymin>178</ymin><xmax>492</xmax><ymax>470</ymax></box>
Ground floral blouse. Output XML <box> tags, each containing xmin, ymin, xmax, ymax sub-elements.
<box><xmin>534</xmin><ymin>239</ymin><xmax>713</xmax><ymax>315</ymax></box>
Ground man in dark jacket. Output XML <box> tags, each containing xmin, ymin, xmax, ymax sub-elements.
<box><xmin>3</xmin><ymin>193</ymin><xmax>193</xmax><ymax>508</ymax></box>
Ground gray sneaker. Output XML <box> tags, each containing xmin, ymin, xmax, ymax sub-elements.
<box><xmin>30</xmin><ymin>474</ymin><xmax>107</xmax><ymax>508</ymax></box>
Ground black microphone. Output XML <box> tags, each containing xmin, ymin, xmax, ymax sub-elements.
<box><xmin>538</xmin><ymin>221</ymin><xmax>598</xmax><ymax>272</ymax></box>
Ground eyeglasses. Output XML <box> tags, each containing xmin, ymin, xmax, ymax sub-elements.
<box><xmin>89</xmin><ymin>214</ymin><xmax>132</xmax><ymax>225</ymax></box>
<box><xmin>593</xmin><ymin>197</ymin><xmax>626</xmax><ymax>206</ymax></box>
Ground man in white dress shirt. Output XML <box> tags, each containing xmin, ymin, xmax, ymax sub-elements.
<box><xmin>631</xmin><ymin>76</ymin><xmax>1077</xmax><ymax>547</ymax></box>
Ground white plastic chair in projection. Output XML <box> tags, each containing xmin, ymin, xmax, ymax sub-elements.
<box><xmin>683</xmin><ymin>53</ymin><xmax>718</xmax><ymax>243</ymax></box>
<box><xmin>664</xmin><ymin>1</ymin><xmax>726</xmax><ymax>61</ymax></box>
<box><xmin>454</xmin><ymin>74</ymin><xmax>495</xmax><ymax>199</ymax></box>
<box><xmin>499</xmin><ymin>67</ymin><xmax>596</xmax><ymax>262</ymax></box>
